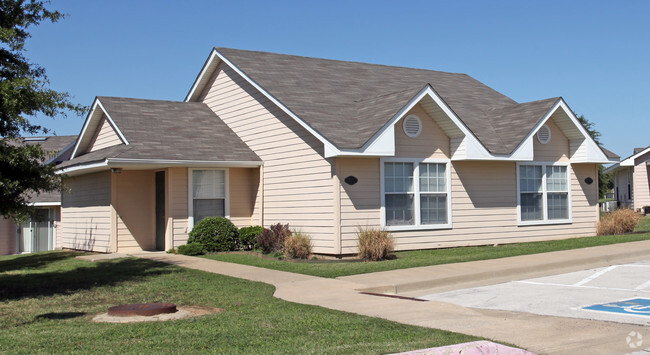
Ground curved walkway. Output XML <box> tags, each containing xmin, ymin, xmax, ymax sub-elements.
<box><xmin>134</xmin><ymin>240</ymin><xmax>650</xmax><ymax>355</ymax></box>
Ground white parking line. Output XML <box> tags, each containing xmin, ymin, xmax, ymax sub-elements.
<box><xmin>515</xmin><ymin>280</ymin><xmax>650</xmax><ymax>293</ymax></box>
<box><xmin>573</xmin><ymin>265</ymin><xmax>618</xmax><ymax>286</ymax></box>
<box><xmin>635</xmin><ymin>279</ymin><xmax>650</xmax><ymax>291</ymax></box>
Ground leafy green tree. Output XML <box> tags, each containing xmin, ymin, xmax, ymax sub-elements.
<box><xmin>576</xmin><ymin>114</ymin><xmax>613</xmax><ymax>199</ymax></box>
<box><xmin>0</xmin><ymin>0</ymin><xmax>85</xmax><ymax>218</ymax></box>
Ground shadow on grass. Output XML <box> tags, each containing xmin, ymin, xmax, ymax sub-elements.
<box><xmin>36</xmin><ymin>312</ymin><xmax>87</xmax><ymax>320</ymax></box>
<box><xmin>0</xmin><ymin>251</ymin><xmax>79</xmax><ymax>273</ymax></box>
<box><xmin>0</xmin><ymin>253</ymin><xmax>173</xmax><ymax>301</ymax></box>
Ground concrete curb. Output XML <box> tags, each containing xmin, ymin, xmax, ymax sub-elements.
<box><xmin>343</xmin><ymin>240</ymin><xmax>650</xmax><ymax>295</ymax></box>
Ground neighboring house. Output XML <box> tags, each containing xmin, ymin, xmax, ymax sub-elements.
<box><xmin>0</xmin><ymin>135</ymin><xmax>77</xmax><ymax>255</ymax></box>
<box><xmin>56</xmin><ymin>48</ymin><xmax>618</xmax><ymax>255</ymax></box>
<box><xmin>605</xmin><ymin>146</ymin><xmax>650</xmax><ymax>212</ymax></box>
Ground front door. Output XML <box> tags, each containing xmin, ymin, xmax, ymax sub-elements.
<box><xmin>155</xmin><ymin>171</ymin><xmax>166</xmax><ymax>251</ymax></box>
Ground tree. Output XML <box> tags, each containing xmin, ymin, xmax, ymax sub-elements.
<box><xmin>576</xmin><ymin>114</ymin><xmax>614</xmax><ymax>200</ymax></box>
<box><xmin>0</xmin><ymin>0</ymin><xmax>85</xmax><ymax>219</ymax></box>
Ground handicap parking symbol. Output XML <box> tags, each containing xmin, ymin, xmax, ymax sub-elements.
<box><xmin>583</xmin><ymin>298</ymin><xmax>650</xmax><ymax>317</ymax></box>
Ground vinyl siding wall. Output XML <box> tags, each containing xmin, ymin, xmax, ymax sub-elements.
<box><xmin>533</xmin><ymin>119</ymin><xmax>570</xmax><ymax>162</ymax></box>
<box><xmin>114</xmin><ymin>170</ymin><xmax>155</xmax><ymax>253</ymax></box>
<box><xmin>199</xmin><ymin>63</ymin><xmax>335</xmax><ymax>253</ymax></box>
<box><xmin>229</xmin><ymin>167</ymin><xmax>259</xmax><ymax>227</ymax></box>
<box><xmin>60</xmin><ymin>171</ymin><xmax>112</xmax><ymax>252</ymax></box>
<box><xmin>633</xmin><ymin>151</ymin><xmax>650</xmax><ymax>209</ymax></box>
<box><xmin>0</xmin><ymin>217</ymin><xmax>17</xmax><ymax>255</ymax></box>
<box><xmin>168</xmin><ymin>167</ymin><xmax>189</xmax><ymax>248</ymax></box>
<box><xmin>88</xmin><ymin>116</ymin><xmax>122</xmax><ymax>152</ymax></box>
<box><xmin>337</xmin><ymin>110</ymin><xmax>599</xmax><ymax>253</ymax></box>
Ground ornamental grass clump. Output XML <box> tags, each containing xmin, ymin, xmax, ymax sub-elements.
<box><xmin>357</xmin><ymin>227</ymin><xmax>395</xmax><ymax>261</ymax></box>
<box><xmin>284</xmin><ymin>232</ymin><xmax>313</xmax><ymax>259</ymax></box>
<box><xmin>187</xmin><ymin>216</ymin><xmax>239</xmax><ymax>252</ymax></box>
<box><xmin>597</xmin><ymin>208</ymin><xmax>641</xmax><ymax>236</ymax></box>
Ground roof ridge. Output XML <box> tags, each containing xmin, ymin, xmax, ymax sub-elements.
<box><xmin>216</xmin><ymin>47</ymin><xmax>469</xmax><ymax>77</ymax></box>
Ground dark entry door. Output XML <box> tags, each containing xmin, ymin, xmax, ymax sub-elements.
<box><xmin>155</xmin><ymin>171</ymin><xmax>166</xmax><ymax>251</ymax></box>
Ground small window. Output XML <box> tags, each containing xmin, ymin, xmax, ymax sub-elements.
<box><xmin>537</xmin><ymin>124</ymin><xmax>551</xmax><ymax>144</ymax></box>
<box><xmin>403</xmin><ymin>114</ymin><xmax>422</xmax><ymax>138</ymax></box>
<box><xmin>518</xmin><ymin>163</ymin><xmax>570</xmax><ymax>223</ymax></box>
<box><xmin>190</xmin><ymin>169</ymin><xmax>227</xmax><ymax>226</ymax></box>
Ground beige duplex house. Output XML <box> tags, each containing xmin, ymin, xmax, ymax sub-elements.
<box><xmin>605</xmin><ymin>146</ymin><xmax>650</xmax><ymax>212</ymax></box>
<box><xmin>57</xmin><ymin>48</ymin><xmax>618</xmax><ymax>255</ymax></box>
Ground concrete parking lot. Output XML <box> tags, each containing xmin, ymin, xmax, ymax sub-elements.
<box><xmin>419</xmin><ymin>259</ymin><xmax>650</xmax><ymax>327</ymax></box>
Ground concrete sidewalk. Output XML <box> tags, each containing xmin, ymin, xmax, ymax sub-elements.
<box><xmin>133</xmin><ymin>240</ymin><xmax>650</xmax><ymax>355</ymax></box>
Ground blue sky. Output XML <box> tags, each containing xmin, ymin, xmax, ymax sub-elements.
<box><xmin>25</xmin><ymin>0</ymin><xmax>649</xmax><ymax>159</ymax></box>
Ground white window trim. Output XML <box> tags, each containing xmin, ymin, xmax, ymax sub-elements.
<box><xmin>516</xmin><ymin>162</ymin><xmax>572</xmax><ymax>226</ymax></box>
<box><xmin>187</xmin><ymin>168</ymin><xmax>230</xmax><ymax>230</ymax></box>
<box><xmin>380</xmin><ymin>157</ymin><xmax>452</xmax><ymax>231</ymax></box>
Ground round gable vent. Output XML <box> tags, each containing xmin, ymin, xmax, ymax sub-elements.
<box><xmin>537</xmin><ymin>124</ymin><xmax>551</xmax><ymax>144</ymax></box>
<box><xmin>403</xmin><ymin>114</ymin><xmax>422</xmax><ymax>138</ymax></box>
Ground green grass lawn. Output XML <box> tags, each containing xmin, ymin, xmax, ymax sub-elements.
<box><xmin>0</xmin><ymin>251</ymin><xmax>478</xmax><ymax>354</ymax></box>
<box><xmin>636</xmin><ymin>215</ymin><xmax>650</xmax><ymax>232</ymax></box>
<box><xmin>205</xmin><ymin>220</ymin><xmax>650</xmax><ymax>278</ymax></box>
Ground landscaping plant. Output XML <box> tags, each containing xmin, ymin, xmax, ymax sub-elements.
<box><xmin>597</xmin><ymin>208</ymin><xmax>642</xmax><ymax>235</ymax></box>
<box><xmin>256</xmin><ymin>223</ymin><xmax>291</xmax><ymax>253</ymax></box>
<box><xmin>187</xmin><ymin>216</ymin><xmax>239</xmax><ymax>252</ymax></box>
<box><xmin>238</xmin><ymin>226</ymin><xmax>264</xmax><ymax>250</ymax></box>
<box><xmin>357</xmin><ymin>226</ymin><xmax>395</xmax><ymax>261</ymax></box>
<box><xmin>177</xmin><ymin>242</ymin><xmax>205</xmax><ymax>256</ymax></box>
<box><xmin>284</xmin><ymin>232</ymin><xmax>313</xmax><ymax>259</ymax></box>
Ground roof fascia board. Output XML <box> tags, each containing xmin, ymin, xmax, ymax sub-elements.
<box><xmin>70</xmin><ymin>99</ymin><xmax>129</xmax><ymax>159</ymax></box>
<box><xmin>56</xmin><ymin>160</ymin><xmax>109</xmax><ymax>175</ymax></box>
<box><xmin>509</xmin><ymin>99</ymin><xmax>613</xmax><ymax>163</ymax></box>
<box><xmin>190</xmin><ymin>48</ymin><xmax>339</xmax><ymax>156</ymax></box>
<box><xmin>70</xmin><ymin>98</ymin><xmax>100</xmax><ymax>159</ymax></box>
<box><xmin>33</xmin><ymin>202</ymin><xmax>61</xmax><ymax>207</ymax></box>
<box><xmin>603</xmin><ymin>163</ymin><xmax>622</xmax><ymax>174</ymax></box>
<box><xmin>621</xmin><ymin>146</ymin><xmax>650</xmax><ymax>166</ymax></box>
<box><xmin>106</xmin><ymin>158</ymin><xmax>263</xmax><ymax>167</ymax></box>
<box><xmin>327</xmin><ymin>86</ymin><xmax>491</xmax><ymax>159</ymax></box>
<box><xmin>185</xmin><ymin>49</ymin><xmax>219</xmax><ymax>102</ymax></box>
<box><xmin>95</xmin><ymin>100</ymin><xmax>129</xmax><ymax>146</ymax></box>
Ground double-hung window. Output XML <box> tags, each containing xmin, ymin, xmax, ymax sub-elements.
<box><xmin>518</xmin><ymin>163</ymin><xmax>570</xmax><ymax>224</ymax></box>
<box><xmin>189</xmin><ymin>169</ymin><xmax>228</xmax><ymax>227</ymax></box>
<box><xmin>382</xmin><ymin>160</ymin><xmax>451</xmax><ymax>229</ymax></box>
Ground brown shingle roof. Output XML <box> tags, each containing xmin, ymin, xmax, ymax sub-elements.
<box><xmin>59</xmin><ymin>97</ymin><xmax>260</xmax><ymax>169</ymax></box>
<box><xmin>216</xmin><ymin>48</ymin><xmax>562</xmax><ymax>155</ymax></box>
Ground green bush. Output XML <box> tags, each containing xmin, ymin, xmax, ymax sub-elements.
<box><xmin>177</xmin><ymin>242</ymin><xmax>205</xmax><ymax>256</ymax></box>
<box><xmin>357</xmin><ymin>227</ymin><xmax>395</xmax><ymax>261</ymax></box>
<box><xmin>188</xmin><ymin>217</ymin><xmax>239</xmax><ymax>252</ymax></box>
<box><xmin>239</xmin><ymin>226</ymin><xmax>264</xmax><ymax>250</ymax></box>
<box><xmin>256</xmin><ymin>223</ymin><xmax>291</xmax><ymax>254</ymax></box>
<box><xmin>284</xmin><ymin>232</ymin><xmax>312</xmax><ymax>259</ymax></box>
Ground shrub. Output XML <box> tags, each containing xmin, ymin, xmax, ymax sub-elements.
<box><xmin>256</xmin><ymin>223</ymin><xmax>291</xmax><ymax>254</ymax></box>
<box><xmin>187</xmin><ymin>217</ymin><xmax>239</xmax><ymax>252</ymax></box>
<box><xmin>177</xmin><ymin>242</ymin><xmax>205</xmax><ymax>256</ymax></box>
<box><xmin>239</xmin><ymin>226</ymin><xmax>264</xmax><ymax>250</ymax></box>
<box><xmin>357</xmin><ymin>227</ymin><xmax>395</xmax><ymax>261</ymax></box>
<box><xmin>284</xmin><ymin>232</ymin><xmax>312</xmax><ymax>259</ymax></box>
<box><xmin>597</xmin><ymin>209</ymin><xmax>641</xmax><ymax>235</ymax></box>
<box><xmin>166</xmin><ymin>248</ymin><xmax>177</xmax><ymax>254</ymax></box>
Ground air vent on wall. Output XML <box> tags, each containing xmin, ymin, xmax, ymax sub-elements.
<box><xmin>537</xmin><ymin>124</ymin><xmax>551</xmax><ymax>144</ymax></box>
<box><xmin>403</xmin><ymin>114</ymin><xmax>422</xmax><ymax>138</ymax></box>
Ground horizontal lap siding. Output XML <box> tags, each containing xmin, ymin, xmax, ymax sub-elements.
<box><xmin>395</xmin><ymin>104</ymin><xmax>450</xmax><ymax>159</ymax></box>
<box><xmin>115</xmin><ymin>171</ymin><xmax>154</xmax><ymax>253</ymax></box>
<box><xmin>60</xmin><ymin>172</ymin><xmax>112</xmax><ymax>252</ymax></box>
<box><xmin>633</xmin><ymin>151</ymin><xmax>650</xmax><ymax>209</ymax></box>
<box><xmin>230</xmin><ymin>168</ymin><xmax>258</xmax><ymax>227</ymax></box>
<box><xmin>339</xmin><ymin>160</ymin><xmax>598</xmax><ymax>254</ymax></box>
<box><xmin>168</xmin><ymin>168</ymin><xmax>189</xmax><ymax>248</ymax></box>
<box><xmin>88</xmin><ymin>116</ymin><xmax>122</xmax><ymax>152</ymax></box>
<box><xmin>201</xmin><ymin>64</ymin><xmax>334</xmax><ymax>253</ymax></box>
<box><xmin>0</xmin><ymin>217</ymin><xmax>16</xmax><ymax>255</ymax></box>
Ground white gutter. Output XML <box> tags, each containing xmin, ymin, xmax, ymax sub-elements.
<box><xmin>57</xmin><ymin>158</ymin><xmax>263</xmax><ymax>176</ymax></box>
